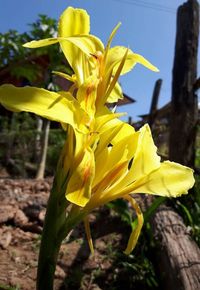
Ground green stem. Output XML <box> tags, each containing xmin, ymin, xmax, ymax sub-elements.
<box><xmin>36</xmin><ymin>179</ymin><xmax>65</xmax><ymax>290</ymax></box>
<box><xmin>36</xmin><ymin>176</ymin><xmax>85</xmax><ymax>290</ymax></box>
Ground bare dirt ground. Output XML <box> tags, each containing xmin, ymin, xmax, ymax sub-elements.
<box><xmin>0</xmin><ymin>175</ymin><xmax>130</xmax><ymax>290</ymax></box>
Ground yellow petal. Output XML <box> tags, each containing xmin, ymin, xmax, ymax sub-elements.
<box><xmin>58</xmin><ymin>6</ymin><xmax>90</xmax><ymax>37</ymax></box>
<box><xmin>0</xmin><ymin>84</ymin><xmax>87</xmax><ymax>130</ymax></box>
<box><xmin>104</xmin><ymin>48</ymin><xmax>128</xmax><ymax>104</ymax></box>
<box><xmin>94</xmin><ymin>106</ymin><xmax>126</xmax><ymax>133</ymax></box>
<box><xmin>105</xmin><ymin>23</ymin><xmax>121</xmax><ymax>52</ymax></box>
<box><xmin>129</xmin><ymin>124</ymin><xmax>161</xmax><ymax>181</ymax></box>
<box><xmin>108</xmin><ymin>124</ymin><xmax>160</xmax><ymax>193</ymax></box>
<box><xmin>131</xmin><ymin>53</ymin><xmax>159</xmax><ymax>72</ymax></box>
<box><xmin>66</xmin><ymin>147</ymin><xmax>95</xmax><ymax>207</ymax></box>
<box><xmin>23</xmin><ymin>38</ymin><xmax>59</xmax><ymax>48</ymax></box>
<box><xmin>24</xmin><ymin>35</ymin><xmax>103</xmax><ymax>58</ymax></box>
<box><xmin>95</xmin><ymin>121</ymin><xmax>124</xmax><ymax>155</ymax></box>
<box><xmin>24</xmin><ymin>35</ymin><xmax>103</xmax><ymax>54</ymax></box>
<box><xmin>73</xmin><ymin>129</ymin><xmax>91</xmax><ymax>157</ymax></box>
<box><xmin>93</xmin><ymin>160</ymin><xmax>128</xmax><ymax>196</ymax></box>
<box><xmin>93</xmin><ymin>146</ymin><xmax>110</xmax><ymax>187</ymax></box>
<box><xmin>104</xmin><ymin>22</ymin><xmax>121</xmax><ymax>64</ymax></box>
<box><xmin>123</xmin><ymin>195</ymin><xmax>144</xmax><ymax>255</ymax></box>
<box><xmin>131</xmin><ymin>161</ymin><xmax>195</xmax><ymax>197</ymax></box>
<box><xmin>52</xmin><ymin>71</ymin><xmax>75</xmax><ymax>83</ymax></box>
<box><xmin>105</xmin><ymin>134</ymin><xmax>135</xmax><ymax>170</ymax></box>
<box><xmin>106</xmin><ymin>47</ymin><xmax>135</xmax><ymax>76</ymax></box>
<box><xmin>77</xmin><ymin>76</ymin><xmax>98</xmax><ymax>119</ymax></box>
<box><xmin>87</xmin><ymin>124</ymin><xmax>161</xmax><ymax>207</ymax></box>
<box><xmin>93</xmin><ymin>128</ymin><xmax>136</xmax><ymax>194</ymax></box>
<box><xmin>84</xmin><ymin>216</ymin><xmax>94</xmax><ymax>254</ymax></box>
<box><xmin>107</xmin><ymin>82</ymin><xmax>123</xmax><ymax>103</ymax></box>
<box><xmin>58</xmin><ymin>6</ymin><xmax>90</xmax><ymax>84</ymax></box>
<box><xmin>64</xmin><ymin>35</ymin><xmax>104</xmax><ymax>55</ymax></box>
<box><xmin>106</xmin><ymin>46</ymin><xmax>159</xmax><ymax>76</ymax></box>
<box><xmin>93</xmin><ymin>124</ymin><xmax>137</xmax><ymax>193</ymax></box>
<box><xmin>110</xmin><ymin>121</ymin><xmax>136</xmax><ymax>144</ymax></box>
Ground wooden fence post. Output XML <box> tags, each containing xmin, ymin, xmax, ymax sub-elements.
<box><xmin>150</xmin><ymin>1</ymin><xmax>200</xmax><ymax>289</ymax></box>
<box><xmin>148</xmin><ymin>79</ymin><xmax>162</xmax><ymax>128</ymax></box>
<box><xmin>169</xmin><ymin>0</ymin><xmax>199</xmax><ymax>167</ymax></box>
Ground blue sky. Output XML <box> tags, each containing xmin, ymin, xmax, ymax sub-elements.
<box><xmin>0</xmin><ymin>0</ymin><xmax>198</xmax><ymax>121</ymax></box>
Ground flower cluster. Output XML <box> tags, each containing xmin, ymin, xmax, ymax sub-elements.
<box><xmin>0</xmin><ymin>7</ymin><xmax>194</xmax><ymax>254</ymax></box>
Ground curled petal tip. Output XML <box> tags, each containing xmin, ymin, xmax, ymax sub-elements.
<box><xmin>153</xmin><ymin>66</ymin><xmax>159</xmax><ymax>72</ymax></box>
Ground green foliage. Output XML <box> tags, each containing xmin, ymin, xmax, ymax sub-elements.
<box><xmin>27</xmin><ymin>14</ymin><xmax>67</xmax><ymax>73</ymax></box>
<box><xmin>28</xmin><ymin>14</ymin><xmax>57</xmax><ymax>40</ymax></box>
<box><xmin>115</xmin><ymin>252</ymin><xmax>159</xmax><ymax>290</ymax></box>
<box><xmin>173</xmin><ymin>174</ymin><xmax>200</xmax><ymax>246</ymax></box>
<box><xmin>174</xmin><ymin>132</ymin><xmax>200</xmax><ymax>245</ymax></box>
<box><xmin>0</xmin><ymin>30</ymin><xmax>30</xmax><ymax>68</ymax></box>
<box><xmin>103</xmin><ymin>201</ymin><xmax>160</xmax><ymax>289</ymax></box>
<box><xmin>195</xmin><ymin>125</ymin><xmax>200</xmax><ymax>165</ymax></box>
<box><xmin>107</xmin><ymin>199</ymin><xmax>133</xmax><ymax>225</ymax></box>
<box><xmin>0</xmin><ymin>284</ymin><xmax>20</xmax><ymax>290</ymax></box>
<box><xmin>92</xmin><ymin>230</ymin><xmax>159</xmax><ymax>290</ymax></box>
<box><xmin>195</xmin><ymin>148</ymin><xmax>200</xmax><ymax>168</ymax></box>
<box><xmin>0</xmin><ymin>14</ymin><xmax>72</xmax><ymax>84</ymax></box>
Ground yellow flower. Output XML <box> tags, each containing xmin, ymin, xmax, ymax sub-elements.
<box><xmin>23</xmin><ymin>6</ymin><xmax>159</xmax><ymax>111</ymax></box>
<box><xmin>80</xmin><ymin>122</ymin><xmax>195</xmax><ymax>254</ymax></box>
<box><xmin>0</xmin><ymin>6</ymin><xmax>194</xmax><ymax>256</ymax></box>
<box><xmin>0</xmin><ymin>7</ymin><xmax>158</xmax><ymax>127</ymax></box>
<box><xmin>23</xmin><ymin>7</ymin><xmax>104</xmax><ymax>86</ymax></box>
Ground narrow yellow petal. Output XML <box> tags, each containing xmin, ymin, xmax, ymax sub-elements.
<box><xmin>0</xmin><ymin>84</ymin><xmax>87</xmax><ymax>130</ymax></box>
<box><xmin>131</xmin><ymin>161</ymin><xmax>195</xmax><ymax>197</ymax></box>
<box><xmin>84</xmin><ymin>216</ymin><xmax>94</xmax><ymax>254</ymax></box>
<box><xmin>94</xmin><ymin>107</ymin><xmax>126</xmax><ymax>133</ymax></box>
<box><xmin>104</xmin><ymin>48</ymin><xmax>128</xmax><ymax>103</ymax></box>
<box><xmin>132</xmin><ymin>53</ymin><xmax>159</xmax><ymax>72</ymax></box>
<box><xmin>104</xmin><ymin>22</ymin><xmax>121</xmax><ymax>63</ymax></box>
<box><xmin>24</xmin><ymin>35</ymin><xmax>103</xmax><ymax>56</ymax></box>
<box><xmin>107</xmin><ymin>82</ymin><xmax>123</xmax><ymax>103</ymax></box>
<box><xmin>106</xmin><ymin>47</ymin><xmax>159</xmax><ymax>76</ymax></box>
<box><xmin>52</xmin><ymin>71</ymin><xmax>75</xmax><ymax>83</ymax></box>
<box><xmin>93</xmin><ymin>161</ymin><xmax>128</xmax><ymax>195</ymax></box>
<box><xmin>124</xmin><ymin>195</ymin><xmax>144</xmax><ymax>255</ymax></box>
<box><xmin>23</xmin><ymin>38</ymin><xmax>59</xmax><ymax>48</ymax></box>
<box><xmin>95</xmin><ymin>121</ymin><xmax>124</xmax><ymax>155</ymax></box>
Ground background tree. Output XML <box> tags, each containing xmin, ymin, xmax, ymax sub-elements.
<box><xmin>0</xmin><ymin>15</ymin><xmax>72</xmax><ymax>178</ymax></box>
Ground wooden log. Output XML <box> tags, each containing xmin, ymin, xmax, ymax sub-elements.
<box><xmin>152</xmin><ymin>205</ymin><xmax>200</xmax><ymax>290</ymax></box>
